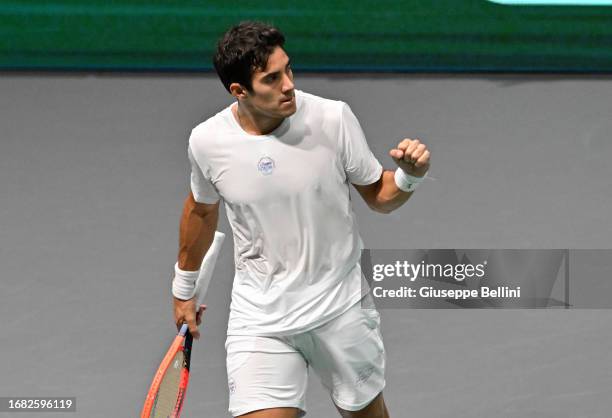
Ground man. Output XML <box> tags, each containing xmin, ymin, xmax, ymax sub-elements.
<box><xmin>172</xmin><ymin>21</ymin><xmax>430</xmax><ymax>418</ymax></box>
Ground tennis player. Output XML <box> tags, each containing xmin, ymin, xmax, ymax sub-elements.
<box><xmin>172</xmin><ymin>21</ymin><xmax>430</xmax><ymax>418</ymax></box>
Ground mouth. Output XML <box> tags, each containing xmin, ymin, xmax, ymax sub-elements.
<box><xmin>280</xmin><ymin>96</ymin><xmax>294</xmax><ymax>104</ymax></box>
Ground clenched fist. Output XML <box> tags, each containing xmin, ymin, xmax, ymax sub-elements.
<box><xmin>389</xmin><ymin>138</ymin><xmax>430</xmax><ymax>177</ymax></box>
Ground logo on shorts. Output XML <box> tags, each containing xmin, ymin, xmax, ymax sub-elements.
<box><xmin>257</xmin><ymin>157</ymin><xmax>275</xmax><ymax>175</ymax></box>
<box><xmin>228</xmin><ymin>378</ymin><xmax>236</xmax><ymax>395</ymax></box>
<box><xmin>356</xmin><ymin>366</ymin><xmax>375</xmax><ymax>386</ymax></box>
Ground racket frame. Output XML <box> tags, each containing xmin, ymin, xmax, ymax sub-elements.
<box><xmin>140</xmin><ymin>324</ymin><xmax>192</xmax><ymax>418</ymax></box>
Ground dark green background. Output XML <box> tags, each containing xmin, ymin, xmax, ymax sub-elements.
<box><xmin>2</xmin><ymin>0</ymin><xmax>612</xmax><ymax>72</ymax></box>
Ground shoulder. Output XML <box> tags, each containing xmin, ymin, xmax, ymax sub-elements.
<box><xmin>189</xmin><ymin>104</ymin><xmax>233</xmax><ymax>151</ymax></box>
<box><xmin>295</xmin><ymin>89</ymin><xmax>347</xmax><ymax>129</ymax></box>
<box><xmin>296</xmin><ymin>89</ymin><xmax>345</xmax><ymax>114</ymax></box>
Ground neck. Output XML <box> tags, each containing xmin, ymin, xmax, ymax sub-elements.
<box><xmin>235</xmin><ymin>102</ymin><xmax>284</xmax><ymax>136</ymax></box>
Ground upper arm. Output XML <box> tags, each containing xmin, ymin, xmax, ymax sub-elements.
<box><xmin>188</xmin><ymin>142</ymin><xmax>220</xmax><ymax>204</ymax></box>
<box><xmin>338</xmin><ymin>103</ymin><xmax>383</xmax><ymax>185</ymax></box>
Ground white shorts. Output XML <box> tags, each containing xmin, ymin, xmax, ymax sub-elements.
<box><xmin>225</xmin><ymin>296</ymin><xmax>386</xmax><ymax>417</ymax></box>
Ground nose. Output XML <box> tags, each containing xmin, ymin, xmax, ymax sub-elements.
<box><xmin>281</xmin><ymin>72</ymin><xmax>294</xmax><ymax>93</ymax></box>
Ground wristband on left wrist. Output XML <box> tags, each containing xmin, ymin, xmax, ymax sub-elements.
<box><xmin>394</xmin><ymin>167</ymin><xmax>427</xmax><ymax>193</ymax></box>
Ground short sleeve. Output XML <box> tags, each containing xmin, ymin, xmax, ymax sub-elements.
<box><xmin>339</xmin><ymin>103</ymin><xmax>383</xmax><ymax>185</ymax></box>
<box><xmin>188</xmin><ymin>144</ymin><xmax>220</xmax><ymax>204</ymax></box>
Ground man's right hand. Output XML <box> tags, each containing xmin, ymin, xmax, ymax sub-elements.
<box><xmin>173</xmin><ymin>296</ymin><xmax>207</xmax><ymax>339</ymax></box>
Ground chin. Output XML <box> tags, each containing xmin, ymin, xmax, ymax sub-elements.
<box><xmin>280</xmin><ymin>103</ymin><xmax>297</xmax><ymax>117</ymax></box>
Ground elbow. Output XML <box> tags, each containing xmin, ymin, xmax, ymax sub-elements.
<box><xmin>369</xmin><ymin>198</ymin><xmax>397</xmax><ymax>214</ymax></box>
<box><xmin>375</xmin><ymin>205</ymin><xmax>396</xmax><ymax>215</ymax></box>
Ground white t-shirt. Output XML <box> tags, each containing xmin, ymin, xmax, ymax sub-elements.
<box><xmin>188</xmin><ymin>89</ymin><xmax>383</xmax><ymax>336</ymax></box>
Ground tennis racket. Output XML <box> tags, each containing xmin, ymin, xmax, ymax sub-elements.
<box><xmin>141</xmin><ymin>231</ymin><xmax>225</xmax><ymax>418</ymax></box>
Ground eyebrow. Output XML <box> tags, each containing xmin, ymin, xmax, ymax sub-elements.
<box><xmin>261</xmin><ymin>59</ymin><xmax>292</xmax><ymax>79</ymax></box>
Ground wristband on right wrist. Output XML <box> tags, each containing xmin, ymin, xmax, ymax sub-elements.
<box><xmin>172</xmin><ymin>262</ymin><xmax>200</xmax><ymax>300</ymax></box>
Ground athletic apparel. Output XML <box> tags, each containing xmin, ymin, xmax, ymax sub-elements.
<box><xmin>189</xmin><ymin>89</ymin><xmax>383</xmax><ymax>336</ymax></box>
<box><xmin>225</xmin><ymin>294</ymin><xmax>386</xmax><ymax>417</ymax></box>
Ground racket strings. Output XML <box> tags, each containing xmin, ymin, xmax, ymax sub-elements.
<box><xmin>150</xmin><ymin>350</ymin><xmax>185</xmax><ymax>418</ymax></box>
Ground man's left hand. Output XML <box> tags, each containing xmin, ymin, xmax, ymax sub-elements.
<box><xmin>389</xmin><ymin>138</ymin><xmax>430</xmax><ymax>177</ymax></box>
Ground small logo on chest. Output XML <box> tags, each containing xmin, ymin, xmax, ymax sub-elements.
<box><xmin>257</xmin><ymin>157</ymin><xmax>275</xmax><ymax>175</ymax></box>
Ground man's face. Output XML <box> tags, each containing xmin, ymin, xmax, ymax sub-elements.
<box><xmin>245</xmin><ymin>46</ymin><xmax>296</xmax><ymax>118</ymax></box>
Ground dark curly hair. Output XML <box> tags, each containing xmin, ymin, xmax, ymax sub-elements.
<box><xmin>213</xmin><ymin>21</ymin><xmax>286</xmax><ymax>93</ymax></box>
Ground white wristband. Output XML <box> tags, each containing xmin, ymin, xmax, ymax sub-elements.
<box><xmin>172</xmin><ymin>262</ymin><xmax>200</xmax><ymax>300</ymax></box>
<box><xmin>394</xmin><ymin>167</ymin><xmax>427</xmax><ymax>193</ymax></box>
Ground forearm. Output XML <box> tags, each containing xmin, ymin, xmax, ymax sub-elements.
<box><xmin>177</xmin><ymin>194</ymin><xmax>219</xmax><ymax>271</ymax></box>
<box><xmin>370</xmin><ymin>170</ymin><xmax>414</xmax><ymax>214</ymax></box>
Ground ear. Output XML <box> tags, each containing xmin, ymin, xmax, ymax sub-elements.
<box><xmin>229</xmin><ymin>83</ymin><xmax>249</xmax><ymax>100</ymax></box>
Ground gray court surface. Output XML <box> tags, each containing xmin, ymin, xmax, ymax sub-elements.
<box><xmin>1</xmin><ymin>73</ymin><xmax>611</xmax><ymax>417</ymax></box>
